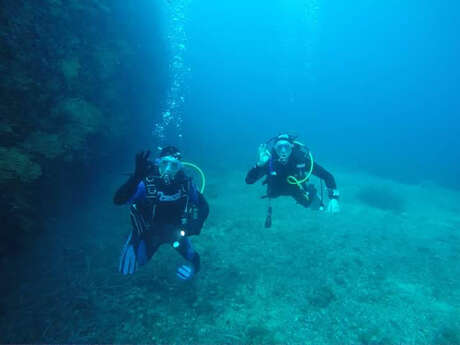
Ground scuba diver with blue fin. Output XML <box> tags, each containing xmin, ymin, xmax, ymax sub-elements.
<box><xmin>114</xmin><ymin>146</ymin><xmax>209</xmax><ymax>280</ymax></box>
<box><xmin>246</xmin><ymin>134</ymin><xmax>340</xmax><ymax>227</ymax></box>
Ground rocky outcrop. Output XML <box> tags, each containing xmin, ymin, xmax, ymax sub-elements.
<box><xmin>0</xmin><ymin>0</ymin><xmax>167</xmax><ymax>256</ymax></box>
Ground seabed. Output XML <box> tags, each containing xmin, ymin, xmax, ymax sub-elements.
<box><xmin>1</xmin><ymin>168</ymin><xmax>459</xmax><ymax>344</ymax></box>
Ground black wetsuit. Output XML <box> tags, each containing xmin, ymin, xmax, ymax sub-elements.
<box><xmin>245</xmin><ymin>145</ymin><xmax>337</xmax><ymax>207</ymax></box>
<box><xmin>114</xmin><ymin>166</ymin><xmax>209</xmax><ymax>271</ymax></box>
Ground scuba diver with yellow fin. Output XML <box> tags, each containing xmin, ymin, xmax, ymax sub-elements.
<box><xmin>245</xmin><ymin>134</ymin><xmax>340</xmax><ymax>227</ymax></box>
<box><xmin>114</xmin><ymin>146</ymin><xmax>209</xmax><ymax>280</ymax></box>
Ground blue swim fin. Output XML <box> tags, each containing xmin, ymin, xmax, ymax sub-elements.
<box><xmin>119</xmin><ymin>233</ymin><xmax>138</xmax><ymax>275</ymax></box>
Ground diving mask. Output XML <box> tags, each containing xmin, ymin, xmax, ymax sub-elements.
<box><xmin>274</xmin><ymin>140</ymin><xmax>293</xmax><ymax>163</ymax></box>
<box><xmin>158</xmin><ymin>155</ymin><xmax>182</xmax><ymax>180</ymax></box>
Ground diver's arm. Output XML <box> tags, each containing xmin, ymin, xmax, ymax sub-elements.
<box><xmin>311</xmin><ymin>162</ymin><xmax>338</xmax><ymax>197</ymax></box>
<box><xmin>245</xmin><ymin>165</ymin><xmax>267</xmax><ymax>184</ymax></box>
<box><xmin>114</xmin><ymin>150</ymin><xmax>151</xmax><ymax>205</ymax></box>
<box><xmin>246</xmin><ymin>144</ymin><xmax>271</xmax><ymax>184</ymax></box>
<box><xmin>185</xmin><ymin>193</ymin><xmax>209</xmax><ymax>236</ymax></box>
<box><xmin>113</xmin><ymin>177</ymin><xmax>145</xmax><ymax>205</ymax></box>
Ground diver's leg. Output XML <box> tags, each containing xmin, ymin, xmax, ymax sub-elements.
<box><xmin>119</xmin><ymin>231</ymin><xmax>138</xmax><ymax>275</ymax></box>
<box><xmin>137</xmin><ymin>228</ymin><xmax>161</xmax><ymax>266</ymax></box>
<box><xmin>119</xmin><ymin>205</ymin><xmax>155</xmax><ymax>274</ymax></box>
<box><xmin>175</xmin><ymin>237</ymin><xmax>200</xmax><ymax>280</ymax></box>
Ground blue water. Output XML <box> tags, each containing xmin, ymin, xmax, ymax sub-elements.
<box><xmin>181</xmin><ymin>0</ymin><xmax>460</xmax><ymax>187</ymax></box>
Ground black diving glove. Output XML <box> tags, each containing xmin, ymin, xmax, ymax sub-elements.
<box><xmin>134</xmin><ymin>150</ymin><xmax>151</xmax><ymax>181</ymax></box>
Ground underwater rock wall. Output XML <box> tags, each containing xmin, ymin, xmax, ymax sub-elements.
<box><xmin>0</xmin><ymin>0</ymin><xmax>167</xmax><ymax>256</ymax></box>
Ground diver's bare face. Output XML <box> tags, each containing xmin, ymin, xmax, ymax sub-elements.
<box><xmin>274</xmin><ymin>140</ymin><xmax>293</xmax><ymax>164</ymax></box>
